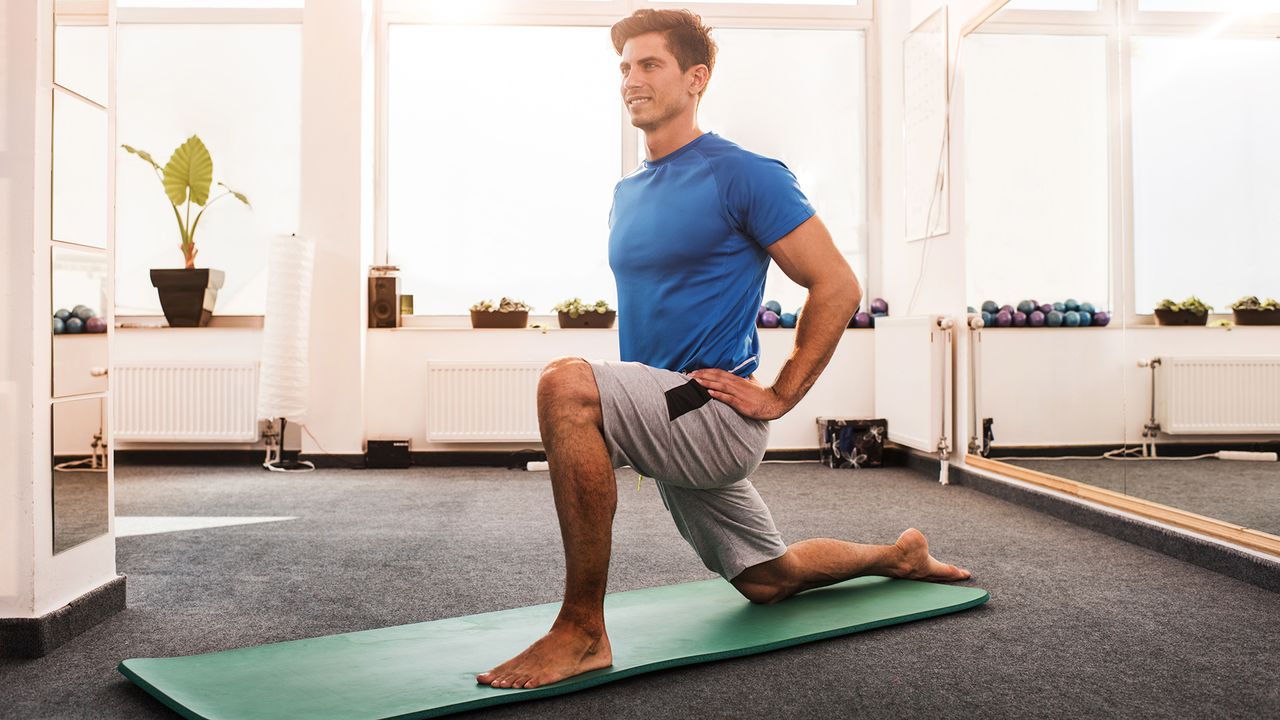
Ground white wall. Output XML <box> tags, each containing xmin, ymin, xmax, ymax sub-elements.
<box><xmin>1</xmin><ymin>0</ymin><xmax>42</xmax><ymax>619</ymax></box>
<box><xmin>977</xmin><ymin>326</ymin><xmax>1280</xmax><ymax>446</ymax></box>
<box><xmin>299</xmin><ymin>0</ymin><xmax>369</xmax><ymax>455</ymax></box>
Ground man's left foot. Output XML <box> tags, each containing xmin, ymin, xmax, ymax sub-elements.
<box><xmin>893</xmin><ymin>528</ymin><xmax>971</xmax><ymax>581</ymax></box>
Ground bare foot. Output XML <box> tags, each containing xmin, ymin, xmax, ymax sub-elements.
<box><xmin>475</xmin><ymin>622</ymin><xmax>613</xmax><ymax>690</ymax></box>
<box><xmin>893</xmin><ymin>528</ymin><xmax>972</xmax><ymax>582</ymax></box>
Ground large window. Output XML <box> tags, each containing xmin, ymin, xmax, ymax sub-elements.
<box><xmin>963</xmin><ymin>33</ymin><xmax>1110</xmax><ymax>309</ymax></box>
<box><xmin>1130</xmin><ymin>35</ymin><xmax>1280</xmax><ymax>311</ymax></box>
<box><xmin>694</xmin><ymin>28</ymin><xmax>866</xmax><ymax>316</ymax></box>
<box><xmin>387</xmin><ymin>22</ymin><xmax>868</xmax><ymax>316</ymax></box>
<box><xmin>387</xmin><ymin>25</ymin><xmax>620</xmax><ymax>316</ymax></box>
<box><xmin>116</xmin><ymin>23</ymin><xmax>301</xmax><ymax>315</ymax></box>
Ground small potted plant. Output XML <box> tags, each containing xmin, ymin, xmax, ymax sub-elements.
<box><xmin>1154</xmin><ymin>296</ymin><xmax>1212</xmax><ymax>326</ymax></box>
<box><xmin>470</xmin><ymin>297</ymin><xmax>531</xmax><ymax>328</ymax></box>
<box><xmin>554</xmin><ymin>298</ymin><xmax>616</xmax><ymax>329</ymax></box>
<box><xmin>1229</xmin><ymin>296</ymin><xmax>1280</xmax><ymax>326</ymax></box>
<box><xmin>122</xmin><ymin>135</ymin><xmax>250</xmax><ymax>327</ymax></box>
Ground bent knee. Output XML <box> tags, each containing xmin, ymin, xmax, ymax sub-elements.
<box><xmin>538</xmin><ymin>357</ymin><xmax>600</xmax><ymax>411</ymax></box>
<box><xmin>732</xmin><ymin>580</ymin><xmax>789</xmax><ymax>605</ymax></box>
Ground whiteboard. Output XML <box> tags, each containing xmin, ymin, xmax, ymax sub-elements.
<box><xmin>903</xmin><ymin>6</ymin><xmax>950</xmax><ymax>242</ymax></box>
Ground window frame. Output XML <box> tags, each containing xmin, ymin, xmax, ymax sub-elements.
<box><xmin>377</xmin><ymin>0</ymin><xmax>877</xmax><ymax>324</ymax></box>
<box><xmin>968</xmin><ymin>0</ymin><xmax>1280</xmax><ymax>325</ymax></box>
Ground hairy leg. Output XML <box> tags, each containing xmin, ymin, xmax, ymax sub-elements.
<box><xmin>475</xmin><ymin>358</ymin><xmax>616</xmax><ymax>689</ymax></box>
<box><xmin>732</xmin><ymin>528</ymin><xmax>971</xmax><ymax>605</ymax></box>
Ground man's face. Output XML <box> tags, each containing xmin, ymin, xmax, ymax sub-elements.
<box><xmin>619</xmin><ymin>32</ymin><xmax>701</xmax><ymax>132</ymax></box>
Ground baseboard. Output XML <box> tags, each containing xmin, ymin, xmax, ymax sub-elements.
<box><xmin>0</xmin><ymin>575</ymin><xmax>127</xmax><ymax>659</ymax></box>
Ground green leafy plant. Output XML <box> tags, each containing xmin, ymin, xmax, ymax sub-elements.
<box><xmin>470</xmin><ymin>297</ymin><xmax>531</xmax><ymax>312</ymax></box>
<box><xmin>122</xmin><ymin>135</ymin><xmax>250</xmax><ymax>269</ymax></box>
<box><xmin>1229</xmin><ymin>296</ymin><xmax>1280</xmax><ymax>311</ymax></box>
<box><xmin>1157</xmin><ymin>296</ymin><xmax>1213</xmax><ymax>315</ymax></box>
<box><xmin>553</xmin><ymin>298</ymin><xmax>613</xmax><ymax>318</ymax></box>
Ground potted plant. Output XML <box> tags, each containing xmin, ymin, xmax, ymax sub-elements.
<box><xmin>469</xmin><ymin>297</ymin><xmax>531</xmax><ymax>328</ymax></box>
<box><xmin>554</xmin><ymin>298</ymin><xmax>616</xmax><ymax>329</ymax></box>
<box><xmin>1154</xmin><ymin>296</ymin><xmax>1212</xmax><ymax>326</ymax></box>
<box><xmin>122</xmin><ymin>135</ymin><xmax>250</xmax><ymax>327</ymax></box>
<box><xmin>1229</xmin><ymin>296</ymin><xmax>1280</xmax><ymax>326</ymax></box>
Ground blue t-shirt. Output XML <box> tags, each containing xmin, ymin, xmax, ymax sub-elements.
<box><xmin>608</xmin><ymin>132</ymin><xmax>815</xmax><ymax>378</ymax></box>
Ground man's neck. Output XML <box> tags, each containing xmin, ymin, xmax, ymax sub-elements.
<box><xmin>643</xmin><ymin>123</ymin><xmax>704</xmax><ymax>163</ymax></box>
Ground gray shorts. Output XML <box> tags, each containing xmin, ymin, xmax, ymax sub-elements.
<box><xmin>589</xmin><ymin>359</ymin><xmax>788</xmax><ymax>581</ymax></box>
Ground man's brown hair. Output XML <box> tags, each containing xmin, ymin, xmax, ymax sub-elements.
<box><xmin>611</xmin><ymin>9</ymin><xmax>718</xmax><ymax>97</ymax></box>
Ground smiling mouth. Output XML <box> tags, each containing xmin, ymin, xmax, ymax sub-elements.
<box><xmin>627</xmin><ymin>97</ymin><xmax>651</xmax><ymax>107</ymax></box>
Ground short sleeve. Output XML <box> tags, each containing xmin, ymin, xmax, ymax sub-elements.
<box><xmin>719</xmin><ymin>154</ymin><xmax>816</xmax><ymax>249</ymax></box>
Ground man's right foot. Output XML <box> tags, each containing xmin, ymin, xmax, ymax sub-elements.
<box><xmin>475</xmin><ymin>622</ymin><xmax>613</xmax><ymax>690</ymax></box>
<box><xmin>893</xmin><ymin>528</ymin><xmax>971</xmax><ymax>581</ymax></box>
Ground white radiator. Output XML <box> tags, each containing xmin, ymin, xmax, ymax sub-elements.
<box><xmin>874</xmin><ymin>316</ymin><xmax>954</xmax><ymax>454</ymax></box>
<box><xmin>114</xmin><ymin>363</ymin><xmax>260</xmax><ymax>442</ymax></box>
<box><xmin>425</xmin><ymin>362</ymin><xmax>544</xmax><ymax>442</ymax></box>
<box><xmin>1155</xmin><ymin>356</ymin><xmax>1280</xmax><ymax>435</ymax></box>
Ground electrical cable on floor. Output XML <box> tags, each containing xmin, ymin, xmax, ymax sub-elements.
<box><xmin>290</xmin><ymin>424</ymin><xmax>363</xmax><ymax>470</ymax></box>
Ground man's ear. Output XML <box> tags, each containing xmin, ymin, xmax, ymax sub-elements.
<box><xmin>689</xmin><ymin>65</ymin><xmax>709</xmax><ymax>95</ymax></box>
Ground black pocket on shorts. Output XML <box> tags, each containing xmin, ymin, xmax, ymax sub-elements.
<box><xmin>665</xmin><ymin>378</ymin><xmax>712</xmax><ymax>421</ymax></box>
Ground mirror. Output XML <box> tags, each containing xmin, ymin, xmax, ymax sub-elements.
<box><xmin>961</xmin><ymin>3</ymin><xmax>1128</xmax><ymax>507</ymax></box>
<box><xmin>54</xmin><ymin>0</ymin><xmax>109</xmax><ymax>107</ymax></box>
<box><xmin>53</xmin><ymin>89</ymin><xmax>110</xmax><ymax>250</ymax></box>
<box><xmin>961</xmin><ymin>1</ymin><xmax>1280</xmax><ymax>549</ymax></box>
<box><xmin>52</xmin><ymin>397</ymin><xmax>109</xmax><ymax>554</ymax></box>
<box><xmin>52</xmin><ymin>246</ymin><xmax>109</xmax><ymax>398</ymax></box>
<box><xmin>903</xmin><ymin>6</ymin><xmax>949</xmax><ymax>241</ymax></box>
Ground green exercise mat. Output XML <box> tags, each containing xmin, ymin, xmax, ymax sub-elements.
<box><xmin>120</xmin><ymin>576</ymin><xmax>988</xmax><ymax>720</ymax></box>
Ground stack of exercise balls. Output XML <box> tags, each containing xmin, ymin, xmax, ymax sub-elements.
<box><xmin>968</xmin><ymin>299</ymin><xmax>1110</xmax><ymax>328</ymax></box>
<box><xmin>52</xmin><ymin>305</ymin><xmax>106</xmax><ymax>334</ymax></box>
<box><xmin>757</xmin><ymin>297</ymin><xmax>891</xmax><ymax>330</ymax></box>
<box><xmin>756</xmin><ymin>300</ymin><xmax>793</xmax><ymax>328</ymax></box>
<box><xmin>850</xmin><ymin>297</ymin><xmax>889</xmax><ymax>328</ymax></box>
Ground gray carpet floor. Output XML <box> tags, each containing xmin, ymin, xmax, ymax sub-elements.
<box><xmin>2</xmin><ymin>463</ymin><xmax>1278</xmax><ymax>719</ymax></box>
<box><xmin>1006</xmin><ymin>458</ymin><xmax>1280</xmax><ymax>535</ymax></box>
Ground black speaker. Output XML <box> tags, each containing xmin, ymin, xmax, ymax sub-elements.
<box><xmin>368</xmin><ymin>275</ymin><xmax>400</xmax><ymax>328</ymax></box>
<box><xmin>366</xmin><ymin>439</ymin><xmax>411</xmax><ymax>469</ymax></box>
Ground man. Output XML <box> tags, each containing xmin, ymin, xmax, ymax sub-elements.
<box><xmin>477</xmin><ymin>8</ymin><xmax>970</xmax><ymax>691</ymax></box>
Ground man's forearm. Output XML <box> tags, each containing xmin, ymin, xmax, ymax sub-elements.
<box><xmin>769</xmin><ymin>280</ymin><xmax>861</xmax><ymax>413</ymax></box>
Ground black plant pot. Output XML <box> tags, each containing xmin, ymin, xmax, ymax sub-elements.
<box><xmin>150</xmin><ymin>268</ymin><xmax>225</xmax><ymax>327</ymax></box>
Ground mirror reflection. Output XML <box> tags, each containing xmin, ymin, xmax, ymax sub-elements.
<box><xmin>53</xmin><ymin>90</ymin><xmax>110</xmax><ymax>250</ymax></box>
<box><xmin>52</xmin><ymin>246</ymin><xmax>109</xmax><ymax>398</ymax></box>
<box><xmin>963</xmin><ymin>1</ymin><xmax>1280</xmax><ymax>541</ymax></box>
<box><xmin>52</xmin><ymin>397</ymin><xmax>109</xmax><ymax>554</ymax></box>
<box><xmin>54</xmin><ymin>0</ymin><xmax>109</xmax><ymax>107</ymax></box>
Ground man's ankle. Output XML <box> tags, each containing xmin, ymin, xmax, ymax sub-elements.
<box><xmin>552</xmin><ymin>611</ymin><xmax>606</xmax><ymax>638</ymax></box>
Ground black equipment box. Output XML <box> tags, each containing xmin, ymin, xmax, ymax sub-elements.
<box><xmin>366</xmin><ymin>439</ymin><xmax>411</xmax><ymax>469</ymax></box>
<box><xmin>817</xmin><ymin>417</ymin><xmax>887</xmax><ymax>469</ymax></box>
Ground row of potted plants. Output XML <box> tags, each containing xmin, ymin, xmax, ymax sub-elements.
<box><xmin>1154</xmin><ymin>296</ymin><xmax>1280</xmax><ymax>326</ymax></box>
<box><xmin>469</xmin><ymin>297</ymin><xmax>616</xmax><ymax>329</ymax></box>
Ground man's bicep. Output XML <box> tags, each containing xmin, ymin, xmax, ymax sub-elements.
<box><xmin>765</xmin><ymin>215</ymin><xmax>857</xmax><ymax>291</ymax></box>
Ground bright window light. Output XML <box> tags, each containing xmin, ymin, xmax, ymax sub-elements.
<box><xmin>1139</xmin><ymin>0</ymin><xmax>1280</xmax><ymax>12</ymax></box>
<box><xmin>692</xmin><ymin>28</ymin><xmax>867</xmax><ymax>316</ymax></box>
<box><xmin>116</xmin><ymin>24</ymin><xmax>301</xmax><ymax>315</ymax></box>
<box><xmin>963</xmin><ymin>34</ymin><xmax>1111</xmax><ymax>311</ymax></box>
<box><xmin>117</xmin><ymin>1</ymin><xmax>303</xmax><ymax>7</ymax></box>
<box><xmin>1002</xmin><ymin>0</ymin><xmax>1098</xmax><ymax>10</ymax></box>
<box><xmin>1131</xmin><ymin>36</ymin><xmax>1280</xmax><ymax>312</ymax></box>
<box><xmin>387</xmin><ymin>25</ymin><xmax>620</xmax><ymax>315</ymax></box>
